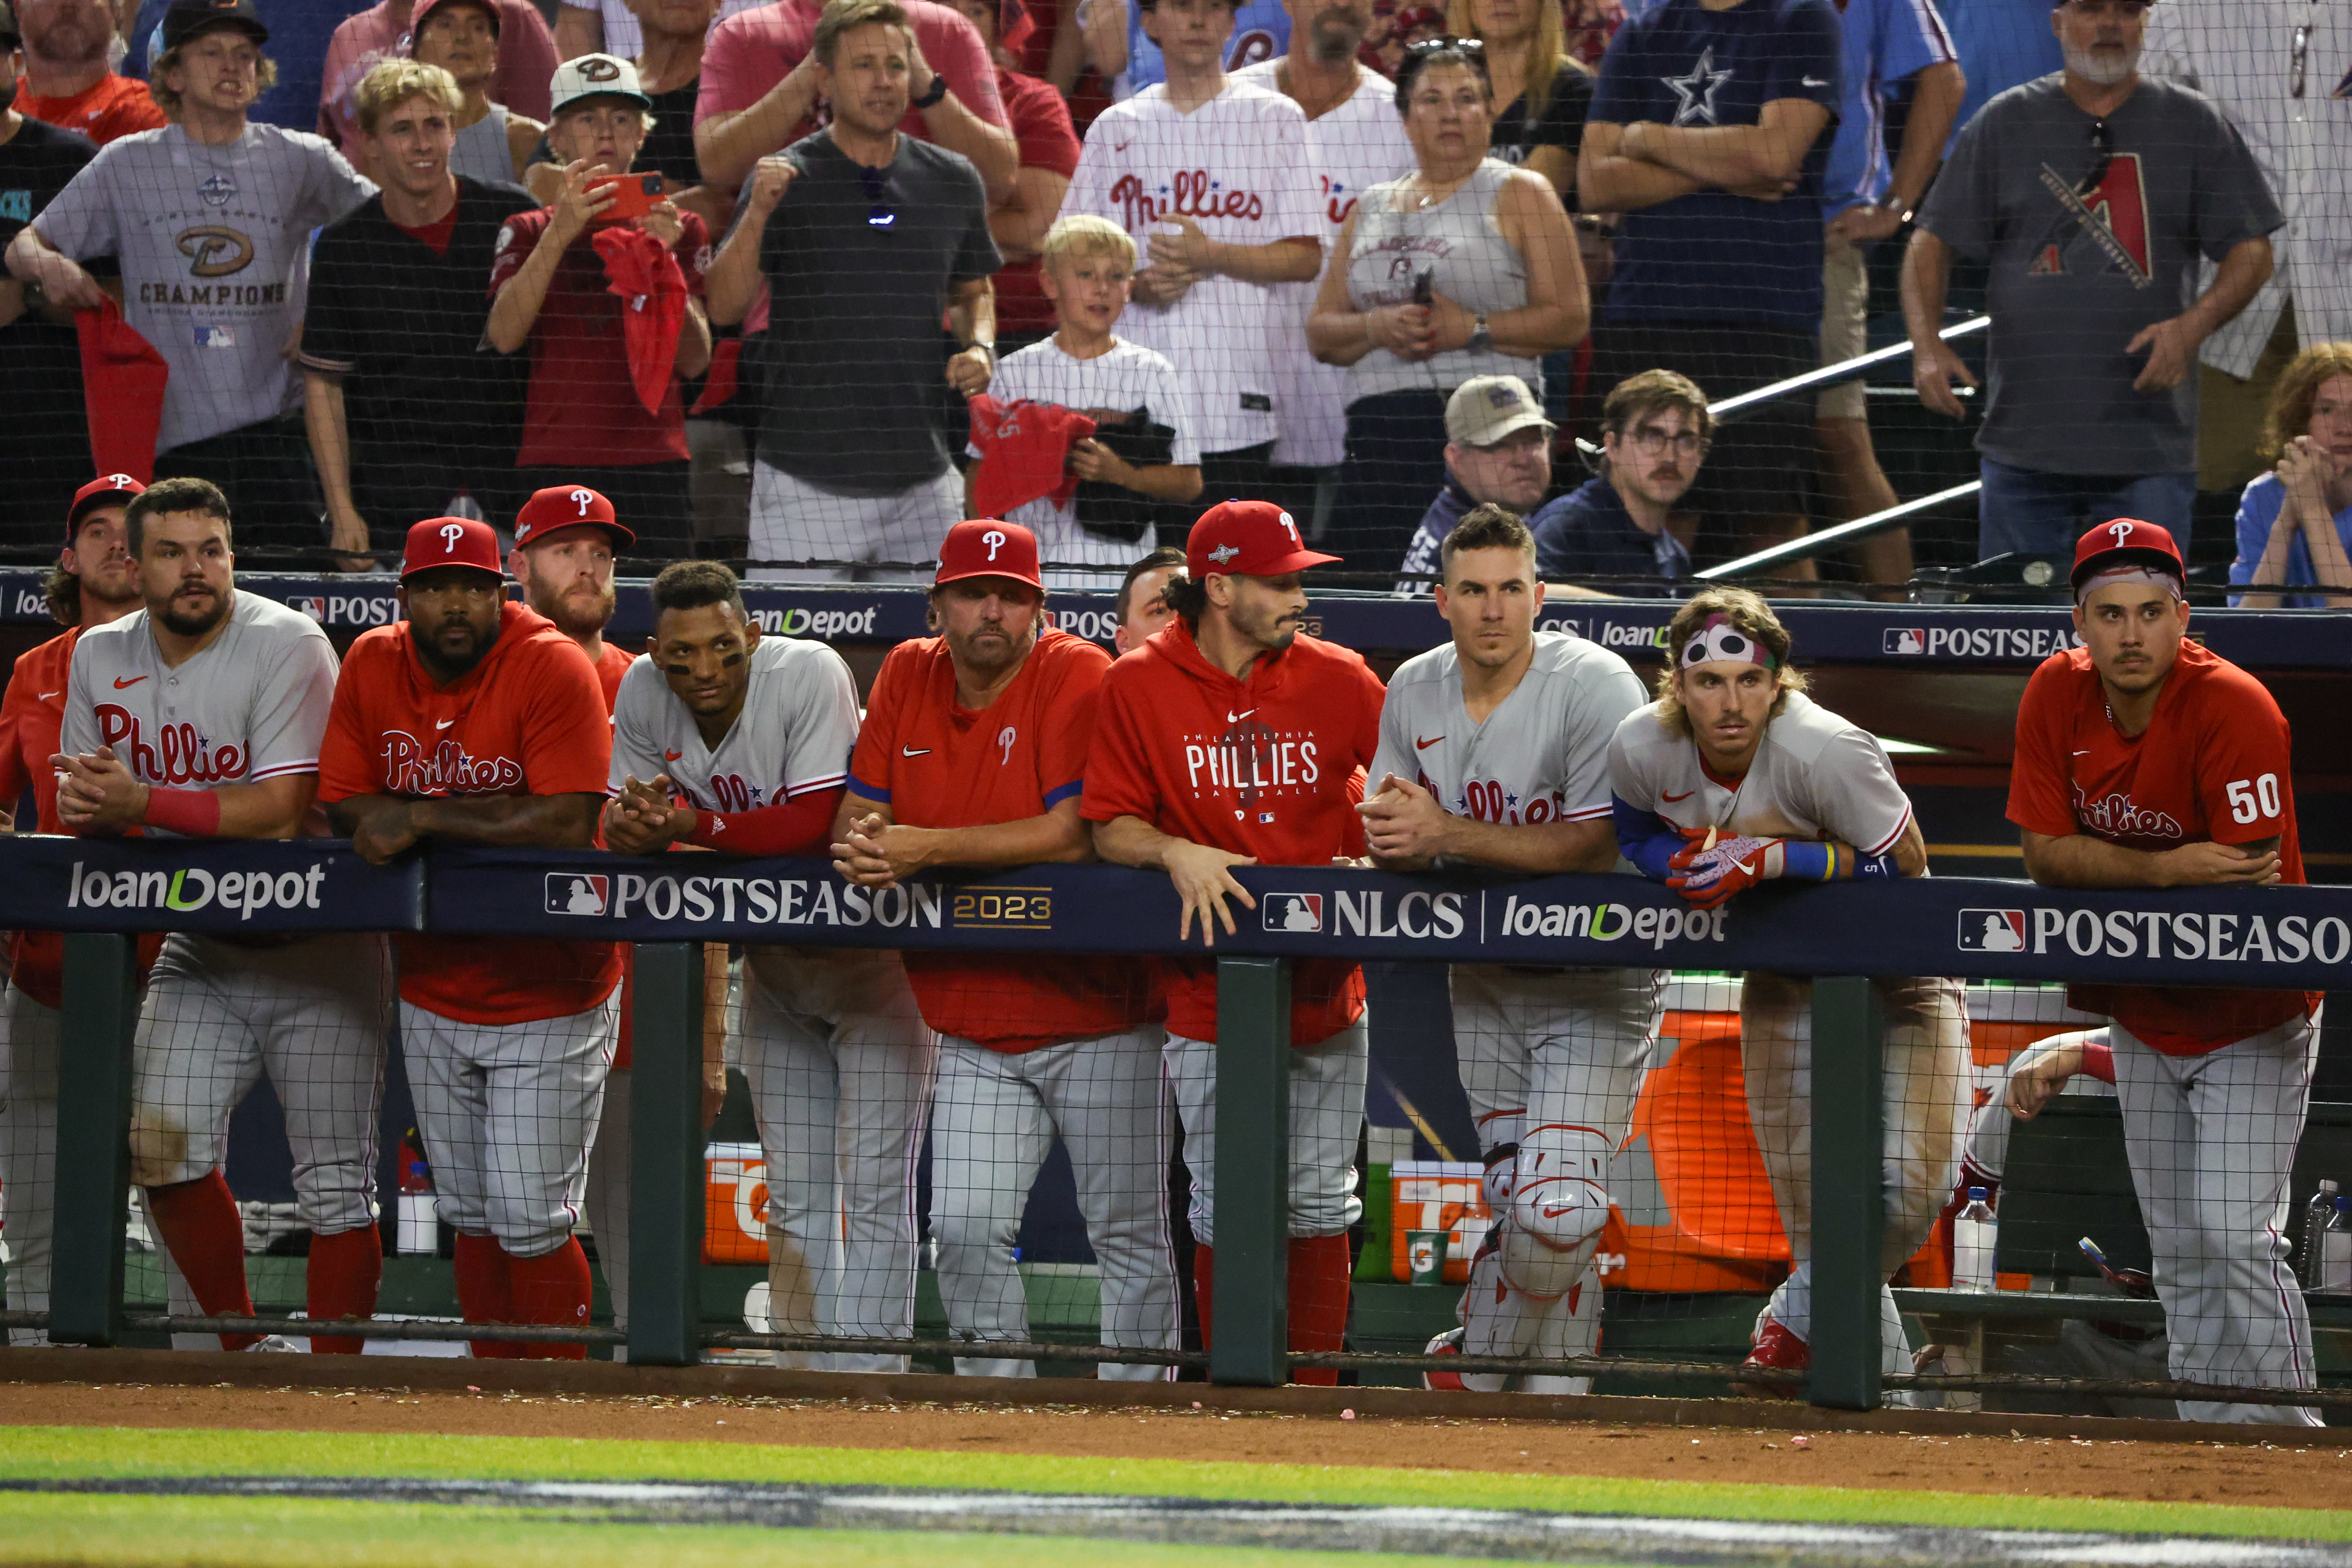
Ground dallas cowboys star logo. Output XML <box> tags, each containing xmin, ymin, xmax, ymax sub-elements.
<box><xmin>1663</xmin><ymin>47</ymin><xmax>1733</xmax><ymax>126</ymax></box>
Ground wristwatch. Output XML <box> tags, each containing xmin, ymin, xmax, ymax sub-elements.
<box><xmin>1880</xmin><ymin>198</ymin><xmax>1916</xmax><ymax>225</ymax></box>
<box><xmin>911</xmin><ymin>73</ymin><xmax>950</xmax><ymax>109</ymax></box>
<box><xmin>1467</xmin><ymin>313</ymin><xmax>1492</xmax><ymax>354</ymax></box>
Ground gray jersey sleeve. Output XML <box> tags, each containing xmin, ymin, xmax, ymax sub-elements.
<box><xmin>59</xmin><ymin>627</ymin><xmax>107</xmax><ymax>759</ymax></box>
<box><xmin>607</xmin><ymin>661</ymin><xmax>668</xmax><ymax>794</ymax></box>
<box><xmin>299</xmin><ymin>136</ymin><xmax>377</xmax><ymax>228</ymax></box>
<box><xmin>1368</xmin><ymin>670</ymin><xmax>1420</xmax><ymax>794</ymax></box>
<box><xmin>780</xmin><ymin>643</ymin><xmax>860</xmax><ymax>796</ymax></box>
<box><xmin>1807</xmin><ymin>724</ymin><xmax>1914</xmax><ymax>858</ymax></box>
<box><xmin>1558</xmin><ymin>654</ymin><xmax>1649</xmax><ymax>818</ymax></box>
<box><xmin>1605</xmin><ymin>706</ymin><xmax>1663</xmax><ymax>810</ymax></box>
<box><xmin>245</xmin><ymin>619</ymin><xmax>341</xmax><ymax>779</ymax></box>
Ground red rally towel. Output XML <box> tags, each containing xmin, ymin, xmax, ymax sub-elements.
<box><xmin>967</xmin><ymin>394</ymin><xmax>1097</xmax><ymax>518</ymax></box>
<box><xmin>74</xmin><ymin>296</ymin><xmax>167</xmax><ymax>482</ymax></box>
<box><xmin>592</xmin><ymin>223</ymin><xmax>688</xmax><ymax>415</ymax></box>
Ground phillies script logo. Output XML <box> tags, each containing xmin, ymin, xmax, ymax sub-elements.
<box><xmin>1111</xmin><ymin>171</ymin><xmax>1264</xmax><ymax>232</ymax></box>
<box><xmin>2070</xmin><ymin>786</ymin><xmax>2182</xmax><ymax>842</ymax></box>
<box><xmin>95</xmin><ymin>705</ymin><xmax>245</xmax><ymax>784</ymax></box>
<box><xmin>381</xmin><ymin>731</ymin><xmax>524</xmax><ymax>794</ymax></box>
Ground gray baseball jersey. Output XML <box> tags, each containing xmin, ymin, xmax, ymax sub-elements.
<box><xmin>1373</xmin><ymin>631</ymin><xmax>1647</xmax><ymax>837</ymax></box>
<box><xmin>608</xmin><ymin>636</ymin><xmax>860</xmax><ymax>812</ymax></box>
<box><xmin>1606</xmin><ymin>689</ymin><xmax>1913</xmax><ymax>856</ymax></box>
<box><xmin>63</xmin><ymin>590</ymin><xmax>340</xmax><ymax>816</ymax></box>
<box><xmin>33</xmin><ymin>123</ymin><xmax>376</xmax><ymax>451</ymax></box>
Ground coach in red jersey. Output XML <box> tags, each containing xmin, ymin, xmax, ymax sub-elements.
<box><xmin>1084</xmin><ymin>498</ymin><xmax>1384</xmax><ymax>1384</ymax></box>
<box><xmin>2009</xmin><ymin>518</ymin><xmax>2319</xmax><ymax>1426</ymax></box>
<box><xmin>835</xmin><ymin>519</ymin><xmax>1173</xmax><ymax>1380</ymax></box>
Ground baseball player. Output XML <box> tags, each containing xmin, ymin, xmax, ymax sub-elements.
<box><xmin>506</xmin><ymin>483</ymin><xmax>727</xmax><ymax>1344</ymax></box>
<box><xmin>601</xmin><ymin>560</ymin><xmax>932</xmax><ymax>1374</ymax></box>
<box><xmin>1607</xmin><ymin>586</ymin><xmax>1966</xmax><ymax>1393</ymax></box>
<box><xmin>52</xmin><ymin>476</ymin><xmax>387</xmax><ymax>1355</ymax></box>
<box><xmin>318</xmin><ymin>516</ymin><xmax>619</xmax><ymax>1360</ymax></box>
<box><xmin>0</xmin><ymin>475</ymin><xmax>148</xmax><ymax>1347</ymax></box>
<box><xmin>834</xmin><ymin>520</ymin><xmax>1175</xmax><ymax>1380</ymax></box>
<box><xmin>1085</xmin><ymin>498</ymin><xmax>1385</xmax><ymax>1384</ymax></box>
<box><xmin>2010</xmin><ymin>519</ymin><xmax>2321</xmax><ymax>1426</ymax></box>
<box><xmin>1358</xmin><ymin>505</ymin><xmax>1658</xmax><ymax>1396</ymax></box>
<box><xmin>1954</xmin><ymin>1029</ymin><xmax>2114</xmax><ymax>1202</ymax></box>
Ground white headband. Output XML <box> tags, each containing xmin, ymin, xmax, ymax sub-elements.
<box><xmin>2075</xmin><ymin>563</ymin><xmax>2185</xmax><ymax>605</ymax></box>
<box><xmin>1679</xmin><ymin>615</ymin><xmax>1779</xmax><ymax>672</ymax></box>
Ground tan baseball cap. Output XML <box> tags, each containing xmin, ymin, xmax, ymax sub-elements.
<box><xmin>1445</xmin><ymin>375</ymin><xmax>1555</xmax><ymax>448</ymax></box>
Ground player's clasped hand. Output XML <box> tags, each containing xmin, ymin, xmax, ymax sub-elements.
<box><xmin>1164</xmin><ymin>838</ymin><xmax>1258</xmax><ymax>947</ymax></box>
<box><xmin>1356</xmin><ymin>772</ymin><xmax>1449</xmax><ymax>862</ymax></box>
<box><xmin>602</xmin><ymin>774</ymin><xmax>692</xmax><ymax>854</ymax></box>
<box><xmin>1665</xmin><ymin>833</ymin><xmax>1780</xmax><ymax>910</ymax></box>
<box><xmin>832</xmin><ymin>811</ymin><xmax>934</xmax><ymax>888</ymax></box>
<box><xmin>49</xmin><ymin>744</ymin><xmax>147</xmax><ymax>832</ymax></box>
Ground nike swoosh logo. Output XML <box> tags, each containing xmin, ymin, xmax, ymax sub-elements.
<box><xmin>1226</xmin><ymin>709</ymin><xmax>1256</xmax><ymax>723</ymax></box>
<box><xmin>1735</xmin><ymin>859</ymin><xmax>1757</xmax><ymax>876</ymax></box>
<box><xmin>37</xmin><ymin>692</ymin><xmax>58</xmax><ymax>701</ymax></box>
<box><xmin>664</xmin><ymin>750</ymin><xmax>682</xmax><ymax>762</ymax></box>
<box><xmin>435</xmin><ymin>718</ymin><xmax>455</xmax><ymax>730</ymax></box>
<box><xmin>1662</xmin><ymin>789</ymin><xmax>1694</xmax><ymax>802</ymax></box>
<box><xmin>902</xmin><ymin>745</ymin><xmax>932</xmax><ymax>757</ymax></box>
<box><xmin>112</xmin><ymin>675</ymin><xmax>147</xmax><ymax>689</ymax></box>
<box><xmin>2072</xmin><ymin>750</ymin><xmax>2092</xmax><ymax>756</ymax></box>
<box><xmin>1415</xmin><ymin>735</ymin><xmax>1444</xmax><ymax>751</ymax></box>
<box><xmin>1803</xmin><ymin>75</ymin><xmax>1829</xmax><ymax>87</ymax></box>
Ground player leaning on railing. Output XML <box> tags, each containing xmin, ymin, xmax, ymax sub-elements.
<box><xmin>2009</xmin><ymin>519</ymin><xmax>2321</xmax><ymax>1427</ymax></box>
<box><xmin>1607</xmin><ymin>586</ymin><xmax>1966</xmax><ymax>1398</ymax></box>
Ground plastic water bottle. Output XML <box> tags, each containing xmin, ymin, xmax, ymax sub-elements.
<box><xmin>1953</xmin><ymin>1187</ymin><xmax>1997</xmax><ymax>1291</ymax></box>
<box><xmin>396</xmin><ymin>1134</ymin><xmax>437</xmax><ymax>1256</ymax></box>
<box><xmin>2304</xmin><ymin>1180</ymin><xmax>2340</xmax><ymax>1290</ymax></box>
<box><xmin>2324</xmin><ymin>1196</ymin><xmax>2352</xmax><ymax>1295</ymax></box>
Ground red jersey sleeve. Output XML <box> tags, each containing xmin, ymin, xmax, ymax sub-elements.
<box><xmin>1080</xmin><ymin>660</ymin><xmax>1162</xmax><ymax>825</ymax></box>
<box><xmin>487</xmin><ymin>209</ymin><xmax>547</xmax><ymax>296</ymax></box>
<box><xmin>2005</xmin><ymin>654</ymin><xmax>2080</xmax><ymax>839</ymax></box>
<box><xmin>519</xmin><ymin>638</ymin><xmax>616</xmax><ymax>795</ymax></box>
<box><xmin>316</xmin><ymin>634</ymin><xmax>390</xmax><ymax>805</ymax></box>
<box><xmin>1039</xmin><ymin>639</ymin><xmax>1109</xmax><ymax>809</ymax></box>
<box><xmin>2192</xmin><ymin>675</ymin><xmax>2294</xmax><ymax>847</ymax></box>
<box><xmin>847</xmin><ymin>643</ymin><xmax>909</xmax><ymax>804</ymax></box>
<box><xmin>0</xmin><ymin>659</ymin><xmax>35</xmax><ymax>807</ymax></box>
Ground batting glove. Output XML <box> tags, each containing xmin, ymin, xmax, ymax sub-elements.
<box><xmin>1665</xmin><ymin>835</ymin><xmax>1783</xmax><ymax>909</ymax></box>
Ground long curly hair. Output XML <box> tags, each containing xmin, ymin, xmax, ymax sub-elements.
<box><xmin>1649</xmin><ymin>587</ymin><xmax>1807</xmax><ymax>738</ymax></box>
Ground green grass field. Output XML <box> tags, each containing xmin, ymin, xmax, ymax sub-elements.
<box><xmin>2</xmin><ymin>1421</ymin><xmax>2351</xmax><ymax>1566</ymax></box>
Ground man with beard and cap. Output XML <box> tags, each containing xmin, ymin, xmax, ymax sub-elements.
<box><xmin>602</xmin><ymin>558</ymin><xmax>930</xmax><ymax>1373</ymax></box>
<box><xmin>318</xmin><ymin>515</ymin><xmax>619</xmax><ymax>1359</ymax></box>
<box><xmin>1905</xmin><ymin>0</ymin><xmax>2282</xmax><ymax>557</ymax></box>
<box><xmin>12</xmin><ymin>0</ymin><xmax>165</xmax><ymax>145</ymax></box>
<box><xmin>1085</xmin><ymin>499</ymin><xmax>1385</xmax><ymax>1385</ymax></box>
<box><xmin>53</xmin><ymin>476</ymin><xmax>389</xmax><ymax>1355</ymax></box>
<box><xmin>0</xmin><ymin>474</ymin><xmax>154</xmax><ymax>1346</ymax></box>
<box><xmin>510</xmin><ymin>483</ymin><xmax>727</xmax><ymax>1346</ymax></box>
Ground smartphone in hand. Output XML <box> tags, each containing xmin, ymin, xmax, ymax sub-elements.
<box><xmin>592</xmin><ymin>171</ymin><xmax>664</xmax><ymax>221</ymax></box>
<box><xmin>1411</xmin><ymin>267</ymin><xmax>1434</xmax><ymax>307</ymax></box>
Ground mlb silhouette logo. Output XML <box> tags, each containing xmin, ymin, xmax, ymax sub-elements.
<box><xmin>1956</xmin><ymin>908</ymin><xmax>2027</xmax><ymax>953</ymax></box>
<box><xmin>1884</xmin><ymin>627</ymin><xmax>1927</xmax><ymax>655</ymax></box>
<box><xmin>546</xmin><ymin>874</ymin><xmax>611</xmax><ymax>916</ymax></box>
<box><xmin>1263</xmin><ymin>893</ymin><xmax>1323</xmax><ymax>932</ymax></box>
<box><xmin>294</xmin><ymin>597</ymin><xmax>328</xmax><ymax>622</ymax></box>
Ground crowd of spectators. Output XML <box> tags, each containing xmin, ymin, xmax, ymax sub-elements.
<box><xmin>0</xmin><ymin>0</ymin><xmax>2345</xmax><ymax>592</ymax></box>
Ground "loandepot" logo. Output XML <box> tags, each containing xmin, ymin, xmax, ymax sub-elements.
<box><xmin>65</xmin><ymin>860</ymin><xmax>328</xmax><ymax>919</ymax></box>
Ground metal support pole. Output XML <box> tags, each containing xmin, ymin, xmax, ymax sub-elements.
<box><xmin>626</xmin><ymin>942</ymin><xmax>705</xmax><ymax>1367</ymax></box>
<box><xmin>50</xmin><ymin>933</ymin><xmax>140</xmax><ymax>1346</ymax></box>
<box><xmin>1809</xmin><ymin>975</ymin><xmax>1886</xmax><ymax>1410</ymax></box>
<box><xmin>1210</xmin><ymin>955</ymin><xmax>1290</xmax><ymax>1386</ymax></box>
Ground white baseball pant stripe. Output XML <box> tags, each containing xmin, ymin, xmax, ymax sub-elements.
<box><xmin>1740</xmin><ymin>972</ymin><xmax>1968</xmax><ymax>1375</ymax></box>
<box><xmin>400</xmin><ymin>995</ymin><xmax>616</xmax><ymax>1258</ymax></box>
<box><xmin>583</xmin><ymin>1066</ymin><xmax>631</xmax><ymax>1334</ymax></box>
<box><xmin>2111</xmin><ymin>1011</ymin><xmax>2323</xmax><ymax>1427</ymax></box>
<box><xmin>748</xmin><ymin>461</ymin><xmax>961</xmax><ymax>584</ymax></box>
<box><xmin>1165</xmin><ymin>1018</ymin><xmax>1368</xmax><ymax>1247</ymax></box>
<box><xmin>738</xmin><ymin>945</ymin><xmax>935</xmax><ymax>1373</ymax></box>
<box><xmin>930</xmin><ymin>1027</ymin><xmax>1180</xmax><ymax>1380</ymax></box>
<box><xmin>130</xmin><ymin>933</ymin><xmax>391</xmax><ymax>1235</ymax></box>
<box><xmin>0</xmin><ymin>985</ymin><xmax>59</xmax><ymax>1345</ymax></box>
<box><xmin>1450</xmin><ymin>964</ymin><xmax>1665</xmax><ymax>1384</ymax></box>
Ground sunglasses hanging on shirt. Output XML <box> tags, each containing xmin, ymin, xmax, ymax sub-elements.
<box><xmin>857</xmin><ymin>165</ymin><xmax>896</xmax><ymax>229</ymax></box>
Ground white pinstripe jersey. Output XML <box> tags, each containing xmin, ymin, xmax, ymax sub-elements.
<box><xmin>1606</xmin><ymin>689</ymin><xmax>1913</xmax><ymax>855</ymax></box>
<box><xmin>1371</xmin><ymin>631</ymin><xmax>1646</xmax><ymax>837</ymax></box>
<box><xmin>607</xmin><ymin>635</ymin><xmax>859</xmax><ymax>813</ymax></box>
<box><xmin>62</xmin><ymin>591</ymin><xmax>338</xmax><ymax>814</ymax></box>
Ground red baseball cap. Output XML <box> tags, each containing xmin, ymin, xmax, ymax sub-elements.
<box><xmin>401</xmin><ymin>516</ymin><xmax>505</xmax><ymax>580</ymax></box>
<box><xmin>935</xmin><ymin>518</ymin><xmax>1042</xmax><ymax>591</ymax></box>
<box><xmin>410</xmin><ymin>0</ymin><xmax>500</xmax><ymax>37</ymax></box>
<box><xmin>1186</xmin><ymin>500</ymin><xmax>1338</xmax><ymax>580</ymax></box>
<box><xmin>2070</xmin><ymin>517</ymin><xmax>2185</xmax><ymax>596</ymax></box>
<box><xmin>513</xmin><ymin>484</ymin><xmax>636</xmax><ymax>551</ymax></box>
<box><xmin>67</xmin><ymin>473</ymin><xmax>145</xmax><ymax>537</ymax></box>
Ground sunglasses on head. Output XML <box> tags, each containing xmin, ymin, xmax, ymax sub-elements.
<box><xmin>1402</xmin><ymin>34</ymin><xmax>1483</xmax><ymax>56</ymax></box>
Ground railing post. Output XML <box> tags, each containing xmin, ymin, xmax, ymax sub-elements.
<box><xmin>50</xmin><ymin>933</ymin><xmax>139</xmax><ymax>1346</ymax></box>
<box><xmin>626</xmin><ymin>942</ymin><xmax>705</xmax><ymax>1367</ymax></box>
<box><xmin>1211</xmin><ymin>955</ymin><xmax>1290</xmax><ymax>1386</ymax></box>
<box><xmin>1809</xmin><ymin>974</ymin><xmax>1885</xmax><ymax>1410</ymax></box>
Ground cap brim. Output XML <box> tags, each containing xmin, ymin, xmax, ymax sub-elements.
<box><xmin>553</xmin><ymin>89</ymin><xmax>652</xmax><ymax>112</ymax></box>
<box><xmin>68</xmin><ymin>487</ymin><xmax>141</xmax><ymax>527</ymax></box>
<box><xmin>170</xmin><ymin>15</ymin><xmax>269</xmax><ymax>47</ymax></box>
<box><xmin>399</xmin><ymin>561</ymin><xmax>504</xmax><ymax>581</ymax></box>
<box><xmin>2070</xmin><ymin>546</ymin><xmax>2183</xmax><ymax>591</ymax></box>
<box><xmin>522</xmin><ymin>520</ymin><xmax>636</xmax><ymax>552</ymax></box>
<box><xmin>1457</xmin><ymin>412</ymin><xmax>1557</xmax><ymax>447</ymax></box>
<box><xmin>1208</xmin><ymin>548</ymin><xmax>1342</xmax><ymax>577</ymax></box>
<box><xmin>933</xmin><ymin>564</ymin><xmax>1044</xmax><ymax>591</ymax></box>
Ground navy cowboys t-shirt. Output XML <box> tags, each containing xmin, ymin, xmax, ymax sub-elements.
<box><xmin>1589</xmin><ymin>0</ymin><xmax>1842</xmax><ymax>328</ymax></box>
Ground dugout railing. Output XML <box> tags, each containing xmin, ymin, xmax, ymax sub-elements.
<box><xmin>10</xmin><ymin>834</ymin><xmax>2352</xmax><ymax>1415</ymax></box>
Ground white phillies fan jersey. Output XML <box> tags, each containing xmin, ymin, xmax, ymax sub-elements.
<box><xmin>62</xmin><ymin>592</ymin><xmax>339</xmax><ymax>826</ymax></box>
<box><xmin>1064</xmin><ymin>78</ymin><xmax>1319</xmax><ymax>456</ymax></box>
<box><xmin>1606</xmin><ymin>689</ymin><xmax>1913</xmax><ymax>855</ymax></box>
<box><xmin>1231</xmin><ymin>60</ymin><xmax>1415</xmax><ymax>468</ymax></box>
<box><xmin>607</xmin><ymin>636</ymin><xmax>859</xmax><ymax>816</ymax></box>
<box><xmin>1371</xmin><ymin>630</ymin><xmax>1645</xmax><ymax>841</ymax></box>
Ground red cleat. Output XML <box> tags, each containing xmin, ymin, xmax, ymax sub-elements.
<box><xmin>1739</xmin><ymin>1315</ymin><xmax>1810</xmax><ymax>1399</ymax></box>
